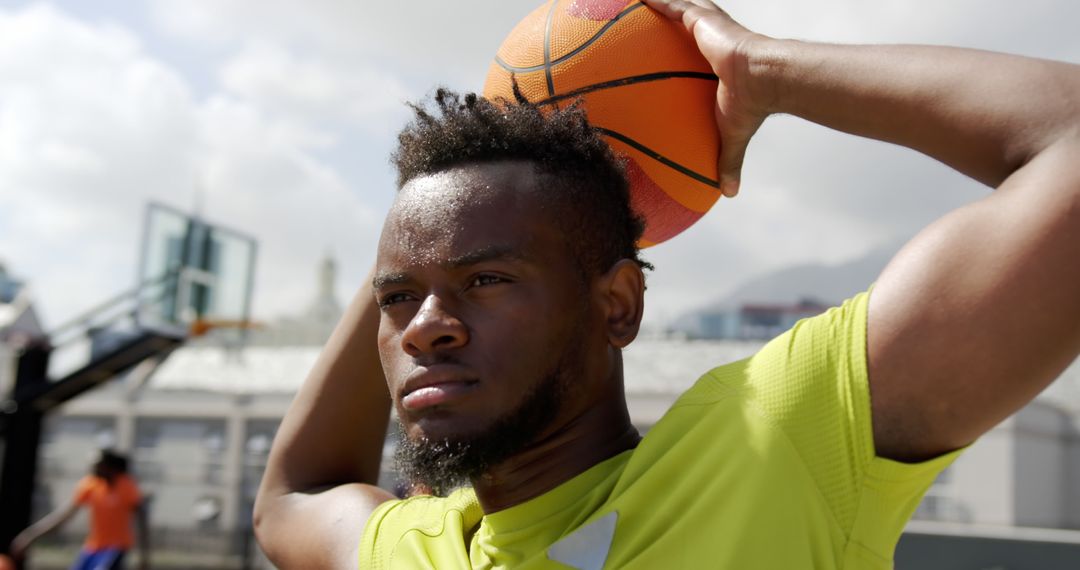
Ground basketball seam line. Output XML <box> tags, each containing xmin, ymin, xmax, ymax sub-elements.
<box><xmin>543</xmin><ymin>0</ymin><xmax>558</xmax><ymax>96</ymax></box>
<box><xmin>533</xmin><ymin>71</ymin><xmax>717</xmax><ymax>106</ymax></box>
<box><xmin>596</xmin><ymin>127</ymin><xmax>720</xmax><ymax>189</ymax></box>
<box><xmin>494</xmin><ymin>2</ymin><xmax>646</xmax><ymax>75</ymax></box>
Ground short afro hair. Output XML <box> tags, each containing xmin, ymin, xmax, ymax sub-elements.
<box><xmin>391</xmin><ymin>88</ymin><xmax>651</xmax><ymax>278</ymax></box>
<box><xmin>96</xmin><ymin>449</ymin><xmax>129</xmax><ymax>473</ymax></box>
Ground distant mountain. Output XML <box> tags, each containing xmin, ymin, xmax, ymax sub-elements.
<box><xmin>672</xmin><ymin>241</ymin><xmax>903</xmax><ymax>335</ymax></box>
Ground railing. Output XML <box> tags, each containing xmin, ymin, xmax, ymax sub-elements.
<box><xmin>47</xmin><ymin>267</ymin><xmax>187</xmax><ymax>351</ymax></box>
<box><xmin>40</xmin><ymin>266</ymin><xmax>213</xmax><ymax>384</ymax></box>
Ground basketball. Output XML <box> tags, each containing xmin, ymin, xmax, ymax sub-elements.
<box><xmin>483</xmin><ymin>0</ymin><xmax>721</xmax><ymax>247</ymax></box>
<box><xmin>0</xmin><ymin>554</ymin><xmax>14</xmax><ymax>570</ymax></box>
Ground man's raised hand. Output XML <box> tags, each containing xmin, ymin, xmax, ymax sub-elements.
<box><xmin>643</xmin><ymin>0</ymin><xmax>774</xmax><ymax>198</ymax></box>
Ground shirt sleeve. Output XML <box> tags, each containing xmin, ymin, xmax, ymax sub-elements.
<box><xmin>735</xmin><ymin>291</ymin><xmax>878</xmax><ymax>534</ymax></box>
<box><xmin>72</xmin><ymin>476</ymin><xmax>95</xmax><ymax>505</ymax></box>
<box><xmin>358</xmin><ymin>490</ymin><xmax>482</xmax><ymax>569</ymax></box>
<box><xmin>719</xmin><ymin>289</ymin><xmax>961</xmax><ymax>545</ymax></box>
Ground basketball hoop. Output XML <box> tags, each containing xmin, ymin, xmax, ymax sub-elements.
<box><xmin>189</xmin><ymin>319</ymin><xmax>262</xmax><ymax>338</ymax></box>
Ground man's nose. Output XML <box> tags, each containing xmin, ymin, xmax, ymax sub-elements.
<box><xmin>401</xmin><ymin>295</ymin><xmax>468</xmax><ymax>356</ymax></box>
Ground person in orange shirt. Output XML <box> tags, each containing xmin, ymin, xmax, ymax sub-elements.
<box><xmin>9</xmin><ymin>450</ymin><xmax>149</xmax><ymax>570</ymax></box>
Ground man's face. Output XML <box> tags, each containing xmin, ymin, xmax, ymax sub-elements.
<box><xmin>374</xmin><ymin>161</ymin><xmax>606</xmax><ymax>487</ymax></box>
<box><xmin>93</xmin><ymin>461</ymin><xmax>117</xmax><ymax>481</ymax></box>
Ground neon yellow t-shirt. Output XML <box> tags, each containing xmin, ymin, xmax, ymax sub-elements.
<box><xmin>359</xmin><ymin>291</ymin><xmax>962</xmax><ymax>569</ymax></box>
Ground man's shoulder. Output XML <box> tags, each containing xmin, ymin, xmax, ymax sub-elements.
<box><xmin>371</xmin><ymin>487</ymin><xmax>481</xmax><ymax>531</ymax></box>
<box><xmin>73</xmin><ymin>474</ymin><xmax>101</xmax><ymax>494</ymax></box>
<box><xmin>707</xmin><ymin>290</ymin><xmax>872</xmax><ymax>393</ymax></box>
<box><xmin>646</xmin><ymin>291</ymin><xmax>876</xmax><ymax>481</ymax></box>
<box><xmin>359</xmin><ymin>487</ymin><xmax>482</xmax><ymax>569</ymax></box>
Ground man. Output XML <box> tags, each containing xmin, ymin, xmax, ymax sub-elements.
<box><xmin>253</xmin><ymin>0</ymin><xmax>1080</xmax><ymax>567</ymax></box>
<box><xmin>10</xmin><ymin>450</ymin><xmax>149</xmax><ymax>570</ymax></box>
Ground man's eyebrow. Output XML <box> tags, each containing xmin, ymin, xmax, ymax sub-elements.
<box><xmin>372</xmin><ymin>272</ymin><xmax>410</xmax><ymax>289</ymax></box>
<box><xmin>373</xmin><ymin>245</ymin><xmax>532</xmax><ymax>289</ymax></box>
<box><xmin>446</xmin><ymin>245</ymin><xmax>531</xmax><ymax>268</ymax></box>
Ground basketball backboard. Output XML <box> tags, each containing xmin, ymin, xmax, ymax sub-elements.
<box><xmin>137</xmin><ymin>203</ymin><xmax>257</xmax><ymax>337</ymax></box>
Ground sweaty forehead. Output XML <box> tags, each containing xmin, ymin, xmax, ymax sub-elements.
<box><xmin>378</xmin><ymin>162</ymin><xmax>553</xmax><ymax>266</ymax></box>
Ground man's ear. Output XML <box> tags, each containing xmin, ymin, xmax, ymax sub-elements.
<box><xmin>598</xmin><ymin>259</ymin><xmax>646</xmax><ymax>349</ymax></box>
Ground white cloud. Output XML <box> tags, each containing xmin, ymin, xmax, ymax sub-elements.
<box><xmin>219</xmin><ymin>42</ymin><xmax>412</xmax><ymax>137</ymax></box>
<box><xmin>195</xmin><ymin>94</ymin><xmax>382</xmax><ymax>317</ymax></box>
<box><xmin>0</xmin><ymin>3</ymin><xmax>381</xmax><ymax>327</ymax></box>
<box><xmin>147</xmin><ymin>0</ymin><xmax>554</xmax><ymax>88</ymax></box>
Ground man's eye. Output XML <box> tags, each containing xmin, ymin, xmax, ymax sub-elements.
<box><xmin>470</xmin><ymin>274</ymin><xmax>504</xmax><ymax>288</ymax></box>
<box><xmin>379</xmin><ymin>293</ymin><xmax>412</xmax><ymax>307</ymax></box>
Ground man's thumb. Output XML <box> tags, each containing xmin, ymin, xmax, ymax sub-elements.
<box><xmin>718</xmin><ymin>133</ymin><xmax>748</xmax><ymax>197</ymax></box>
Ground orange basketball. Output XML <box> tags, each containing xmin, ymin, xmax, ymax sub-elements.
<box><xmin>484</xmin><ymin>0</ymin><xmax>721</xmax><ymax>247</ymax></box>
<box><xmin>0</xmin><ymin>554</ymin><xmax>14</xmax><ymax>570</ymax></box>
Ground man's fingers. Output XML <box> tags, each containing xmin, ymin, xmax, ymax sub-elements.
<box><xmin>644</xmin><ymin>0</ymin><xmax>758</xmax><ymax>197</ymax></box>
<box><xmin>640</xmin><ymin>0</ymin><xmax>676</xmax><ymax>19</ymax></box>
<box><xmin>716</xmin><ymin>96</ymin><xmax>761</xmax><ymax>198</ymax></box>
<box><xmin>642</xmin><ymin>0</ymin><xmax>728</xmax><ymax>23</ymax></box>
<box><xmin>716</xmin><ymin>110</ymin><xmax>763</xmax><ymax>198</ymax></box>
<box><xmin>642</xmin><ymin>0</ymin><xmax>714</xmax><ymax>32</ymax></box>
<box><xmin>718</xmin><ymin>144</ymin><xmax>745</xmax><ymax>198</ymax></box>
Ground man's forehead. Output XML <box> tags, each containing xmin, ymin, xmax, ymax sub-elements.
<box><xmin>377</xmin><ymin>163</ymin><xmax>556</xmax><ymax>273</ymax></box>
<box><xmin>391</xmin><ymin>162</ymin><xmax>540</xmax><ymax>217</ymax></box>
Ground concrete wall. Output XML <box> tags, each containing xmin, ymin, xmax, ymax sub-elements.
<box><xmin>1066</xmin><ymin>414</ymin><xmax>1080</xmax><ymax>529</ymax></box>
<box><xmin>36</xmin><ymin>414</ymin><xmax>118</xmax><ymax>535</ymax></box>
<box><xmin>36</xmin><ymin>382</ymin><xmax>294</xmax><ymax>536</ymax></box>
<box><xmin>896</xmin><ymin>526</ymin><xmax>1080</xmax><ymax>570</ymax></box>
<box><xmin>133</xmin><ymin>416</ymin><xmax>228</xmax><ymax>529</ymax></box>
<box><xmin>1014</xmin><ymin>403</ymin><xmax>1073</xmax><ymax>529</ymax></box>
<box><xmin>934</xmin><ymin>417</ymin><xmax>1015</xmax><ymax>525</ymax></box>
<box><xmin>916</xmin><ymin>401</ymin><xmax>1080</xmax><ymax>531</ymax></box>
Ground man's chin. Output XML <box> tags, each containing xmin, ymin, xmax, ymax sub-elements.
<box><xmin>404</xmin><ymin>415</ymin><xmax>494</xmax><ymax>445</ymax></box>
<box><xmin>393</xmin><ymin>348</ymin><xmax>576</xmax><ymax>495</ymax></box>
<box><xmin>394</xmin><ymin>425</ymin><xmax>493</xmax><ymax>496</ymax></box>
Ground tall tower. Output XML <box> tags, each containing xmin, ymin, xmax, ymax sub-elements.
<box><xmin>309</xmin><ymin>252</ymin><xmax>343</xmax><ymax>324</ymax></box>
<box><xmin>318</xmin><ymin>254</ymin><xmax>336</xmax><ymax>306</ymax></box>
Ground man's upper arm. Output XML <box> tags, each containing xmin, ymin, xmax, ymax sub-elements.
<box><xmin>867</xmin><ymin>140</ymin><xmax>1080</xmax><ymax>462</ymax></box>
<box><xmin>255</xmin><ymin>483</ymin><xmax>394</xmax><ymax>569</ymax></box>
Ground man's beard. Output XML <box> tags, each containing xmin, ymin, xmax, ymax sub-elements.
<box><xmin>393</xmin><ymin>329</ymin><xmax>584</xmax><ymax>497</ymax></box>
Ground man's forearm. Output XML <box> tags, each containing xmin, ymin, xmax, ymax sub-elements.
<box><xmin>11</xmin><ymin>503</ymin><xmax>78</xmax><ymax>557</ymax></box>
<box><xmin>747</xmin><ymin>39</ymin><xmax>1080</xmax><ymax>186</ymax></box>
<box><xmin>253</xmin><ymin>274</ymin><xmax>395</xmax><ymax>568</ymax></box>
<box><xmin>259</xmin><ymin>276</ymin><xmax>391</xmax><ymax>495</ymax></box>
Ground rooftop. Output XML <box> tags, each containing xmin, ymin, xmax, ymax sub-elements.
<box><xmin>147</xmin><ymin>338</ymin><xmax>1080</xmax><ymax>413</ymax></box>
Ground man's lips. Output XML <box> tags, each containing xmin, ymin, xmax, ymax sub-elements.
<box><xmin>400</xmin><ymin>364</ymin><xmax>479</xmax><ymax>411</ymax></box>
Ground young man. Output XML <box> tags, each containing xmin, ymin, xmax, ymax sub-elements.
<box><xmin>254</xmin><ymin>1</ymin><xmax>1080</xmax><ymax>567</ymax></box>
<box><xmin>10</xmin><ymin>450</ymin><xmax>149</xmax><ymax>570</ymax></box>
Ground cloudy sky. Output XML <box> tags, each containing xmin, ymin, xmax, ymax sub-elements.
<box><xmin>1</xmin><ymin>0</ymin><xmax>1078</xmax><ymax>331</ymax></box>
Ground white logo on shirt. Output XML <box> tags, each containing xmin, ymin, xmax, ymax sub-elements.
<box><xmin>546</xmin><ymin>511</ymin><xmax>618</xmax><ymax>570</ymax></box>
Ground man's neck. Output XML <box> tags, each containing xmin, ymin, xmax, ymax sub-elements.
<box><xmin>470</xmin><ymin>400</ymin><xmax>640</xmax><ymax>513</ymax></box>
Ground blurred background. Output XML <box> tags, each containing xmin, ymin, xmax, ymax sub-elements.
<box><xmin>1</xmin><ymin>0</ymin><xmax>1079</xmax><ymax>568</ymax></box>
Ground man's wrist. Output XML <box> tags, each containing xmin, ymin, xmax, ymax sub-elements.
<box><xmin>738</xmin><ymin>35</ymin><xmax>794</xmax><ymax>119</ymax></box>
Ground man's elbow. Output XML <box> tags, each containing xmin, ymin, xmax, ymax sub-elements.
<box><xmin>252</xmin><ymin>486</ymin><xmax>295</xmax><ymax>565</ymax></box>
<box><xmin>251</xmin><ymin>492</ymin><xmax>276</xmax><ymax>555</ymax></box>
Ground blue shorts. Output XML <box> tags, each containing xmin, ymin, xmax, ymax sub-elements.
<box><xmin>71</xmin><ymin>548</ymin><xmax>126</xmax><ymax>570</ymax></box>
